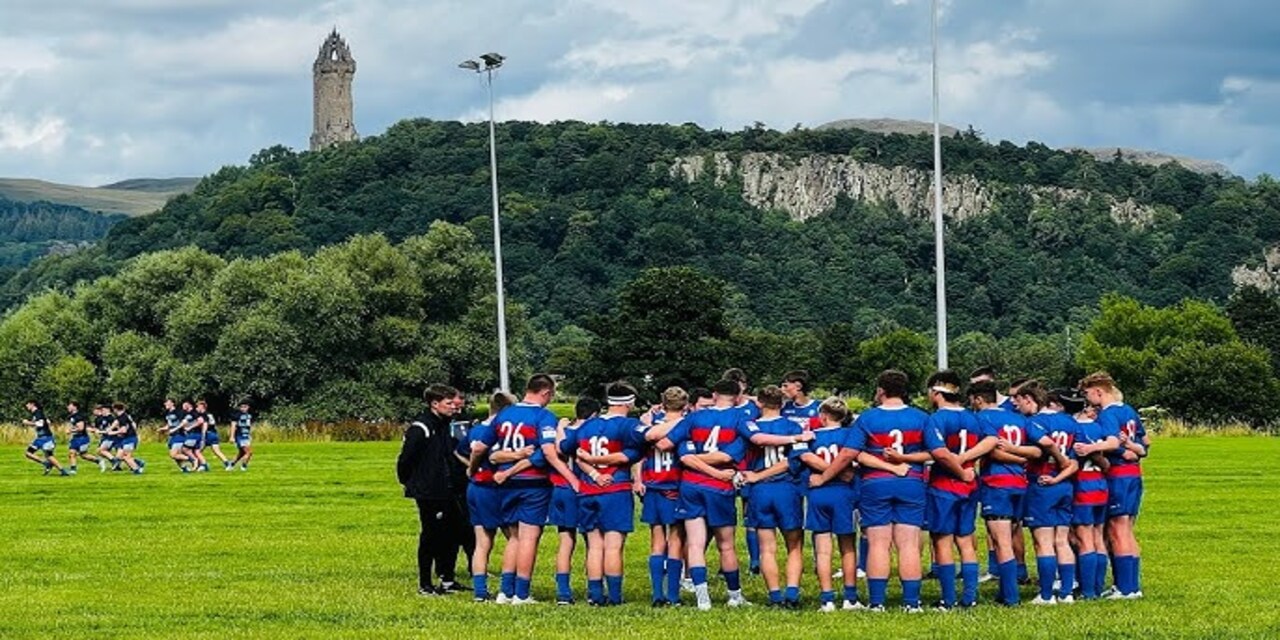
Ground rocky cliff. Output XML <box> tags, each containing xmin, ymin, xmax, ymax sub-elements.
<box><xmin>670</xmin><ymin>151</ymin><xmax>1158</xmax><ymax>226</ymax></box>
<box><xmin>1232</xmin><ymin>245</ymin><xmax>1280</xmax><ymax>293</ymax></box>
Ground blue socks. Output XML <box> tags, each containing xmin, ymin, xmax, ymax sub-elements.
<box><xmin>724</xmin><ymin>569</ymin><xmax>741</xmax><ymax>592</ymax></box>
<box><xmin>1036</xmin><ymin>556</ymin><xmax>1057</xmax><ymax>601</ymax></box>
<box><xmin>843</xmin><ymin>584</ymin><xmax>859</xmax><ymax>603</ymax></box>
<box><xmin>691</xmin><ymin>566</ymin><xmax>708</xmax><ymax>586</ymax></box>
<box><xmin>768</xmin><ymin>589</ymin><xmax>782</xmax><ymax>604</ymax></box>
<box><xmin>1058</xmin><ymin>562</ymin><xmax>1075</xmax><ymax>599</ymax></box>
<box><xmin>746</xmin><ymin>529</ymin><xmax>760</xmax><ymax>570</ymax></box>
<box><xmin>587</xmin><ymin>578</ymin><xmax>604</xmax><ymax>604</ymax></box>
<box><xmin>784</xmin><ymin>585</ymin><xmax>800</xmax><ymax>604</ymax></box>
<box><xmin>936</xmin><ymin>563</ymin><xmax>957</xmax><ymax>607</ymax></box>
<box><xmin>500</xmin><ymin>571</ymin><xmax>515</xmax><ymax>597</ymax></box>
<box><xmin>666</xmin><ymin>558</ymin><xmax>683</xmax><ymax>603</ymax></box>
<box><xmin>960</xmin><ymin>561</ymin><xmax>979</xmax><ymax>605</ymax></box>
<box><xmin>820</xmin><ymin>589</ymin><xmax>835</xmax><ymax>604</ymax></box>
<box><xmin>555</xmin><ymin>572</ymin><xmax>571</xmax><ymax>601</ymax></box>
<box><xmin>988</xmin><ymin>548</ymin><xmax>997</xmax><ymax>574</ymax></box>
<box><xmin>998</xmin><ymin>560</ymin><xmax>1019</xmax><ymax>605</ymax></box>
<box><xmin>606</xmin><ymin>575</ymin><xmax>623</xmax><ymax>604</ymax></box>
<box><xmin>868</xmin><ymin>578</ymin><xmax>888</xmax><ymax>606</ymax></box>
<box><xmin>1078</xmin><ymin>553</ymin><xmax>1097</xmax><ymax>599</ymax></box>
<box><xmin>902</xmin><ymin>579</ymin><xmax>922</xmax><ymax>607</ymax></box>
<box><xmin>648</xmin><ymin>555</ymin><xmax>665</xmax><ymax>602</ymax></box>
<box><xmin>473</xmin><ymin>573</ymin><xmax>489</xmax><ymax>599</ymax></box>
<box><xmin>514</xmin><ymin>576</ymin><xmax>532</xmax><ymax>600</ymax></box>
<box><xmin>1115</xmin><ymin>555</ymin><xmax>1139</xmax><ymax>595</ymax></box>
<box><xmin>1017</xmin><ymin>562</ymin><xmax>1029</xmax><ymax>583</ymax></box>
<box><xmin>858</xmin><ymin>537</ymin><xmax>868</xmax><ymax>572</ymax></box>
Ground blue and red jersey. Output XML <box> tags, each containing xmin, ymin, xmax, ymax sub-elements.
<box><xmin>636</xmin><ymin>410</ymin><xmax>683</xmax><ymax>489</ymax></box>
<box><xmin>1098</xmin><ymin>403</ymin><xmax>1146</xmax><ymax>479</ymax></box>
<box><xmin>845</xmin><ymin>405</ymin><xmax>930</xmax><ymax>482</ymax></box>
<box><xmin>549</xmin><ymin>423</ymin><xmax>578</xmax><ymax>489</ymax></box>
<box><xmin>666</xmin><ymin>406</ymin><xmax>750</xmax><ymax>493</ymax></box>
<box><xmin>485</xmin><ymin>402</ymin><xmax>557</xmax><ymax>486</ymax></box>
<box><xmin>781</xmin><ymin>399</ymin><xmax>822</xmax><ymax>431</ymax></box>
<box><xmin>738</xmin><ymin>400</ymin><xmax>761</xmax><ymax>422</ymax></box>
<box><xmin>563</xmin><ymin>414</ymin><xmax>642</xmax><ymax>496</ymax></box>
<box><xmin>466</xmin><ymin>420</ymin><xmax>497</xmax><ymax>485</ymax></box>
<box><xmin>1072</xmin><ymin>418</ymin><xmax>1109</xmax><ymax>506</ymax></box>
<box><xmin>791</xmin><ymin>424</ymin><xmax>853</xmax><ymax>490</ymax></box>
<box><xmin>976</xmin><ymin>407</ymin><xmax>1031</xmax><ymax>490</ymax></box>
<box><xmin>924</xmin><ymin>407</ymin><xmax>991</xmax><ymax>498</ymax></box>
<box><xmin>745</xmin><ymin>416</ymin><xmax>802</xmax><ymax>484</ymax></box>
<box><xmin>1026</xmin><ymin>410</ymin><xmax>1078</xmax><ymax>477</ymax></box>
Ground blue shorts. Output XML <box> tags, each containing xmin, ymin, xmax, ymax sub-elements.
<box><xmin>183</xmin><ymin>436</ymin><xmax>200</xmax><ymax>449</ymax></box>
<box><xmin>500</xmin><ymin>485</ymin><xmax>551</xmax><ymax>527</ymax></box>
<box><xmin>805</xmin><ymin>485</ymin><xmax>856</xmax><ymax>535</ymax></box>
<box><xmin>579</xmin><ymin>491</ymin><xmax>634</xmax><ymax>533</ymax></box>
<box><xmin>548</xmin><ymin>486</ymin><xmax>579</xmax><ymax>529</ymax></box>
<box><xmin>1072</xmin><ymin>504</ymin><xmax>1107</xmax><ymax>527</ymax></box>
<box><xmin>204</xmin><ymin>432</ymin><xmax>220</xmax><ymax>447</ymax></box>
<box><xmin>99</xmin><ymin>438</ymin><xmax>116</xmax><ymax>450</ymax></box>
<box><xmin>69</xmin><ymin>435</ymin><xmax>92</xmax><ymax>454</ymax></box>
<box><xmin>1023</xmin><ymin>483</ymin><xmax>1073</xmax><ymax>529</ymax></box>
<box><xmin>118</xmin><ymin>436</ymin><xmax>139</xmax><ymax>451</ymax></box>
<box><xmin>235</xmin><ymin>435</ymin><xmax>251</xmax><ymax>448</ymax></box>
<box><xmin>677</xmin><ymin>484</ymin><xmax>737</xmax><ymax>529</ymax></box>
<box><xmin>467</xmin><ymin>483</ymin><xmax>503</xmax><ymax>530</ymax></box>
<box><xmin>750</xmin><ymin>482</ymin><xmax>803</xmax><ymax>531</ymax></box>
<box><xmin>29</xmin><ymin>436</ymin><xmax>55</xmax><ymax>453</ymax></box>
<box><xmin>739</xmin><ymin>484</ymin><xmax>757</xmax><ymax>528</ymax></box>
<box><xmin>168</xmin><ymin>436</ymin><xmax>187</xmax><ymax>451</ymax></box>
<box><xmin>1107</xmin><ymin>477</ymin><xmax>1143</xmax><ymax>518</ymax></box>
<box><xmin>859</xmin><ymin>478</ymin><xmax>926</xmax><ymax>529</ymax></box>
<box><xmin>641</xmin><ymin>489</ymin><xmax>680</xmax><ymax>526</ymax></box>
<box><xmin>980</xmin><ymin>486</ymin><xmax>1026</xmax><ymax>520</ymax></box>
<box><xmin>926</xmin><ymin>490</ymin><xmax>978</xmax><ymax>536</ymax></box>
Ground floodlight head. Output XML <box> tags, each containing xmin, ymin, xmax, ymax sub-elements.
<box><xmin>458</xmin><ymin>60</ymin><xmax>481</xmax><ymax>71</ymax></box>
<box><xmin>480</xmin><ymin>52</ymin><xmax>505</xmax><ymax>68</ymax></box>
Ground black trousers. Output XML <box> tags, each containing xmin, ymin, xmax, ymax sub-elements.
<box><xmin>416</xmin><ymin>498</ymin><xmax>464</xmax><ymax>588</ymax></box>
<box><xmin>454</xmin><ymin>493</ymin><xmax>476</xmax><ymax>571</ymax></box>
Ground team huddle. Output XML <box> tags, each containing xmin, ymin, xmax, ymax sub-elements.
<box><xmin>20</xmin><ymin>398</ymin><xmax>256</xmax><ymax>475</ymax></box>
<box><xmin>453</xmin><ymin>366</ymin><xmax>1149</xmax><ymax>611</ymax></box>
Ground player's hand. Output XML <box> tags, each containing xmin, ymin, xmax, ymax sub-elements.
<box><xmin>1073</xmin><ymin>442</ymin><xmax>1090</xmax><ymax>456</ymax></box>
<box><xmin>711</xmin><ymin>468</ymin><xmax>735</xmax><ymax>482</ymax></box>
<box><xmin>1037</xmin><ymin>475</ymin><xmax>1055</xmax><ymax>486</ymax></box>
<box><xmin>892</xmin><ymin>463</ymin><xmax>910</xmax><ymax>478</ymax></box>
<box><xmin>569</xmin><ymin>478</ymin><xmax>581</xmax><ymax>493</ymax></box>
<box><xmin>1122</xmin><ymin>450</ymin><xmax>1138</xmax><ymax>462</ymax></box>
<box><xmin>494</xmin><ymin>470</ymin><xmax>509</xmax><ymax>485</ymax></box>
<box><xmin>808</xmin><ymin>473</ymin><xmax>825</xmax><ymax>488</ymax></box>
<box><xmin>596</xmin><ymin>474</ymin><xmax>614</xmax><ymax>487</ymax></box>
<box><xmin>884</xmin><ymin>449</ymin><xmax>905</xmax><ymax>463</ymax></box>
<box><xmin>996</xmin><ymin>438</ymin><xmax>1015</xmax><ymax>452</ymax></box>
<box><xmin>517</xmin><ymin>446</ymin><xmax>534</xmax><ymax>460</ymax></box>
<box><xmin>633</xmin><ymin>480</ymin><xmax>646</xmax><ymax>496</ymax></box>
<box><xmin>742</xmin><ymin>471</ymin><xmax>758</xmax><ymax>485</ymax></box>
<box><xmin>961</xmin><ymin>468</ymin><xmax>976</xmax><ymax>483</ymax></box>
<box><xmin>795</xmin><ymin>431</ymin><xmax>815</xmax><ymax>443</ymax></box>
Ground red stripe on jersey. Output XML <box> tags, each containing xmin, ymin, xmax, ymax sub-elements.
<box><xmin>982</xmin><ymin>473</ymin><xmax>1028</xmax><ymax>490</ymax></box>
<box><xmin>550</xmin><ymin>472</ymin><xmax>572</xmax><ymax>488</ymax></box>
<box><xmin>931</xmin><ymin>475</ymin><xmax>976</xmax><ymax>497</ymax></box>
<box><xmin>1107</xmin><ymin>464</ymin><xmax>1142</xmax><ymax>479</ymax></box>
<box><xmin>643</xmin><ymin>449</ymin><xmax>681</xmax><ymax>487</ymax></box>
<box><xmin>864</xmin><ymin>469</ymin><xmax>926</xmax><ymax>481</ymax></box>
<box><xmin>1074</xmin><ymin>488</ymin><xmax>1108</xmax><ymax>506</ymax></box>
<box><xmin>471</xmin><ymin>469</ymin><xmax>495</xmax><ymax>485</ymax></box>
<box><xmin>683</xmin><ymin>469</ymin><xmax>733</xmax><ymax>492</ymax></box>
<box><xmin>869</xmin><ymin>430</ymin><xmax>924</xmax><ymax>448</ymax></box>
<box><xmin>1077</xmin><ymin>469</ymin><xmax>1105</xmax><ymax>482</ymax></box>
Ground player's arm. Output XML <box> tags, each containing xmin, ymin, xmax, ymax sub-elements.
<box><xmin>930</xmin><ymin>446</ymin><xmax>969</xmax><ymax>479</ymax></box>
<box><xmin>884</xmin><ymin>448</ymin><xmax>933</xmax><ymax>464</ymax></box>
<box><xmin>577</xmin><ymin>449</ymin><xmax>630</xmax><ymax>466</ymax></box>
<box><xmin>494</xmin><ymin>459</ymin><xmax>532</xmax><ymax>484</ymax></box>
<box><xmin>958</xmin><ymin>435</ymin><xmax>998</xmax><ymax>463</ymax></box>
<box><xmin>693</xmin><ymin>451</ymin><xmax>733</xmax><ymax>466</ymax></box>
<box><xmin>396</xmin><ymin>424</ymin><xmax>427</xmax><ymax>485</ymax></box>
<box><xmin>811</xmin><ymin>447</ymin><xmax>858</xmax><ymax>485</ymax></box>
<box><xmin>489</xmin><ymin>446</ymin><xmax>534</xmax><ymax>464</ymax></box>
<box><xmin>467</xmin><ymin>441</ymin><xmax>490</xmax><ymax>476</ymax></box>
<box><xmin>1037</xmin><ymin>435</ymin><xmax>1072</xmax><ymax>469</ymax></box>
<box><xmin>856</xmin><ymin>451</ymin><xmax>910</xmax><ymax>477</ymax></box>
<box><xmin>748</xmin><ymin>432</ymin><xmax>812</xmax><ymax>447</ymax></box>
<box><xmin>746</xmin><ymin>456</ymin><xmax>790</xmax><ymax>483</ymax></box>
<box><xmin>679</xmin><ymin>452</ymin><xmax>734</xmax><ymax>481</ymax></box>
<box><xmin>1039</xmin><ymin>457</ymin><xmax>1079</xmax><ymax>486</ymax></box>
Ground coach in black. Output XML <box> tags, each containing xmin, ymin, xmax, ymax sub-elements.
<box><xmin>397</xmin><ymin>383</ymin><xmax>467</xmax><ymax>596</ymax></box>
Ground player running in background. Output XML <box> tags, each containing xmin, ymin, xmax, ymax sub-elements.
<box><xmin>795</xmin><ymin>397</ymin><xmax>862</xmax><ymax>612</ymax></box>
<box><xmin>23</xmin><ymin>401</ymin><xmax>68</xmax><ymax>476</ymax></box>
<box><xmin>1014</xmin><ymin>383</ymin><xmax>1080</xmax><ymax>605</ymax></box>
<box><xmin>742</xmin><ymin>385</ymin><xmax>806</xmax><ymax>609</ymax></box>
<box><xmin>195</xmin><ymin>400</ymin><xmax>233</xmax><ymax>470</ymax></box>
<box><xmin>636</xmin><ymin>386</ymin><xmax>689</xmax><ymax>607</ymax></box>
<box><xmin>484</xmin><ymin>374</ymin><xmax>561</xmax><ymax>605</ymax></box>
<box><xmin>231</xmin><ymin>401</ymin><xmax>254</xmax><ymax>471</ymax></box>
<box><xmin>92</xmin><ymin>404</ymin><xmax>119</xmax><ymax>472</ymax></box>
<box><xmin>970</xmin><ymin>380</ymin><xmax>1041</xmax><ymax>605</ymax></box>
<box><xmin>819</xmin><ymin>370</ymin><xmax>932</xmax><ymax>612</ymax></box>
<box><xmin>548</xmin><ymin>398</ymin><xmax>594</xmax><ymax>605</ymax></box>
<box><xmin>923</xmin><ymin>371</ymin><xmax>995</xmax><ymax>610</ymax></box>
<box><xmin>109</xmin><ymin>403</ymin><xmax>145</xmax><ymax>474</ymax></box>
<box><xmin>464</xmin><ymin>391</ymin><xmax>517</xmax><ymax>602</ymax></box>
<box><xmin>1079</xmin><ymin>372</ymin><xmax>1148</xmax><ymax>599</ymax></box>
<box><xmin>1063</xmin><ymin>390</ymin><xmax>1111</xmax><ymax>600</ymax></box>
<box><xmin>180</xmin><ymin>401</ymin><xmax>209</xmax><ymax>472</ymax></box>
<box><xmin>564</xmin><ymin>382</ymin><xmax>644</xmax><ymax>606</ymax></box>
<box><xmin>159</xmin><ymin>399</ymin><xmax>193</xmax><ymax>472</ymax></box>
<box><xmin>65</xmin><ymin>401</ymin><xmax>99</xmax><ymax>474</ymax></box>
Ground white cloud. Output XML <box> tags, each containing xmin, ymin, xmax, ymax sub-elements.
<box><xmin>0</xmin><ymin>114</ymin><xmax>69</xmax><ymax>154</ymax></box>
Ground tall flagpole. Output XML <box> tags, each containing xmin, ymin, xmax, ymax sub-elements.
<box><xmin>931</xmin><ymin>0</ymin><xmax>949</xmax><ymax>369</ymax></box>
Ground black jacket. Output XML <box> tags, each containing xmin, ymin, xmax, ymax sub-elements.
<box><xmin>396</xmin><ymin>411</ymin><xmax>457</xmax><ymax>501</ymax></box>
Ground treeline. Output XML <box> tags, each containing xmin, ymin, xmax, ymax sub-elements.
<box><xmin>4</xmin><ymin>120</ymin><xmax>1279</xmax><ymax>340</ymax></box>
<box><xmin>0</xmin><ymin>198</ymin><xmax>123</xmax><ymax>267</ymax></box>
<box><xmin>0</xmin><ymin>224</ymin><xmax>515</xmax><ymax>422</ymax></box>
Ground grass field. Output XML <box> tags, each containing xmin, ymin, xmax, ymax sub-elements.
<box><xmin>2</xmin><ymin>437</ymin><xmax>1278</xmax><ymax>639</ymax></box>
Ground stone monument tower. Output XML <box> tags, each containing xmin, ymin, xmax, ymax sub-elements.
<box><xmin>310</xmin><ymin>29</ymin><xmax>358</xmax><ymax>151</ymax></box>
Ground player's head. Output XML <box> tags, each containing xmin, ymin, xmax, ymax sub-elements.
<box><xmin>660</xmin><ymin>386</ymin><xmax>689</xmax><ymax>413</ymax></box>
<box><xmin>525</xmin><ymin>373</ymin><xmax>556</xmax><ymax>406</ymax></box>
<box><xmin>489</xmin><ymin>391</ymin><xmax>517</xmax><ymax>417</ymax></box>
<box><xmin>451</xmin><ymin>390</ymin><xmax>466</xmax><ymax>413</ymax></box>
<box><xmin>925</xmin><ymin>370</ymin><xmax>965</xmax><ymax>408</ymax></box>
<box><xmin>112</xmin><ymin>402</ymin><xmax>126</xmax><ymax>414</ymax></box>
<box><xmin>95</xmin><ymin>403</ymin><xmax>108</xmax><ymax>415</ymax></box>
<box><xmin>163</xmin><ymin>398</ymin><xmax>175</xmax><ymax>410</ymax></box>
<box><xmin>722</xmin><ymin>368</ymin><xmax>749</xmax><ymax>394</ymax></box>
<box><xmin>423</xmin><ymin>383</ymin><xmax>459</xmax><ymax>417</ymax></box>
<box><xmin>575</xmin><ymin>396</ymin><xmax>601</xmax><ymax>421</ymax></box>
<box><xmin>1053</xmin><ymin>388</ymin><xmax>1086</xmax><ymax>415</ymax></box>
<box><xmin>690</xmin><ymin>387</ymin><xmax>714</xmax><ymax>410</ymax></box>
<box><xmin>1008</xmin><ymin>377</ymin><xmax>1030</xmax><ymax>397</ymax></box>
<box><xmin>238</xmin><ymin>401</ymin><xmax>251</xmax><ymax>412</ymax></box>
<box><xmin>25</xmin><ymin>400</ymin><xmax>39</xmax><ymax>411</ymax></box>
<box><xmin>605</xmin><ymin>381</ymin><xmax>638</xmax><ymax>410</ymax></box>
<box><xmin>780</xmin><ymin>370</ymin><xmax>811</xmax><ymax>399</ymax></box>
<box><xmin>875</xmin><ymin>369</ymin><xmax>910</xmax><ymax>403</ymax></box>
<box><xmin>712</xmin><ymin>379</ymin><xmax>741</xmax><ymax>405</ymax></box>
<box><xmin>196</xmin><ymin>400</ymin><xmax>208</xmax><ymax>410</ymax></box>
<box><xmin>968</xmin><ymin>366</ymin><xmax>997</xmax><ymax>384</ymax></box>
<box><xmin>1012</xmin><ymin>380</ymin><xmax>1047</xmax><ymax>415</ymax></box>
<box><xmin>1078</xmin><ymin>371</ymin><xmax>1119</xmax><ymax>407</ymax></box>
<box><xmin>182</xmin><ymin>400</ymin><xmax>193</xmax><ymax>410</ymax></box>
<box><xmin>967</xmin><ymin>380</ymin><xmax>999</xmax><ymax>408</ymax></box>
<box><xmin>819</xmin><ymin>397</ymin><xmax>849</xmax><ymax>426</ymax></box>
<box><xmin>756</xmin><ymin>385</ymin><xmax>785</xmax><ymax>411</ymax></box>
<box><xmin>67</xmin><ymin>401</ymin><xmax>80</xmax><ymax>413</ymax></box>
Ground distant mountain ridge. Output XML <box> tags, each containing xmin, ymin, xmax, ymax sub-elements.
<box><xmin>0</xmin><ymin>177</ymin><xmax>198</xmax><ymax>217</ymax></box>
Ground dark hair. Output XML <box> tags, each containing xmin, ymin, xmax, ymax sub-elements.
<box><xmin>690</xmin><ymin>387</ymin><xmax>713</xmax><ymax>403</ymax></box>
<box><xmin>756</xmin><ymin>385</ymin><xmax>785</xmax><ymax>410</ymax></box>
<box><xmin>575</xmin><ymin>397</ymin><xmax>602</xmax><ymax>420</ymax></box>
<box><xmin>876</xmin><ymin>370</ymin><xmax>910</xmax><ymax>400</ymax></box>
<box><xmin>1052</xmin><ymin>388</ymin><xmax>1086</xmax><ymax>414</ymax></box>
<box><xmin>1008</xmin><ymin>377</ymin><xmax>1031</xmax><ymax>393</ymax></box>
<box><xmin>925</xmin><ymin>370</ymin><xmax>965</xmax><ymax>403</ymax></box>
<box><xmin>712</xmin><ymin>379</ymin><xmax>741</xmax><ymax>397</ymax></box>
<box><xmin>26</xmin><ymin>400</ymin><xmax>40</xmax><ymax>409</ymax></box>
<box><xmin>782</xmin><ymin>370</ymin><xmax>811</xmax><ymax>393</ymax></box>
<box><xmin>967</xmin><ymin>380</ymin><xmax>998</xmax><ymax>403</ymax></box>
<box><xmin>423</xmin><ymin>383</ymin><xmax>459</xmax><ymax>405</ymax></box>
<box><xmin>526</xmin><ymin>373</ymin><xmax>556</xmax><ymax>394</ymax></box>
<box><xmin>968</xmin><ymin>366</ymin><xmax>996</xmax><ymax>382</ymax></box>
<box><xmin>1014</xmin><ymin>380</ymin><xmax>1048</xmax><ymax>409</ymax></box>
<box><xmin>112</xmin><ymin>403</ymin><xmax>126</xmax><ymax>412</ymax></box>
<box><xmin>67</xmin><ymin>401</ymin><xmax>80</xmax><ymax>411</ymax></box>
<box><xmin>722</xmin><ymin>368</ymin><xmax>748</xmax><ymax>384</ymax></box>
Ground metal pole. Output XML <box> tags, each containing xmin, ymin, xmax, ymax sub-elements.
<box><xmin>931</xmin><ymin>0</ymin><xmax>949</xmax><ymax>369</ymax></box>
<box><xmin>486</xmin><ymin>68</ymin><xmax>510</xmax><ymax>393</ymax></box>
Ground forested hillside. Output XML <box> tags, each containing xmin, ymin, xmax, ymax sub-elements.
<box><xmin>0</xmin><ymin>197</ymin><xmax>124</xmax><ymax>268</ymax></box>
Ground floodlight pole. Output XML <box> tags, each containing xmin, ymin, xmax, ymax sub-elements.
<box><xmin>931</xmin><ymin>0</ymin><xmax>949</xmax><ymax>370</ymax></box>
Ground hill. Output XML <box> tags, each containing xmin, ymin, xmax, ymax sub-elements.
<box><xmin>0</xmin><ymin>176</ymin><xmax>196</xmax><ymax>217</ymax></box>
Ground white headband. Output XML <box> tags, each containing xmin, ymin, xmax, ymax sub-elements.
<box><xmin>607</xmin><ymin>395</ymin><xmax>636</xmax><ymax>406</ymax></box>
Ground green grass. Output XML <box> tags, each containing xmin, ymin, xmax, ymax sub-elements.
<box><xmin>2</xmin><ymin>438</ymin><xmax>1277</xmax><ymax>639</ymax></box>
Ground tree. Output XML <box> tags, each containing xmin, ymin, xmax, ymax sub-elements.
<box><xmin>1226</xmin><ymin>286</ymin><xmax>1280</xmax><ymax>371</ymax></box>
<box><xmin>856</xmin><ymin>327</ymin><xmax>933</xmax><ymax>396</ymax></box>
<box><xmin>1151</xmin><ymin>341</ymin><xmax>1279</xmax><ymax>426</ymax></box>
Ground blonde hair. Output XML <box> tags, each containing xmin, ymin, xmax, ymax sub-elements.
<box><xmin>819</xmin><ymin>397</ymin><xmax>849</xmax><ymax>423</ymax></box>
<box><xmin>661</xmin><ymin>386</ymin><xmax>689</xmax><ymax>412</ymax></box>
<box><xmin>1078</xmin><ymin>372</ymin><xmax>1119</xmax><ymax>392</ymax></box>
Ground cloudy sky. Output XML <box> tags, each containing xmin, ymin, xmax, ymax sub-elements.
<box><xmin>1</xmin><ymin>0</ymin><xmax>1277</xmax><ymax>185</ymax></box>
